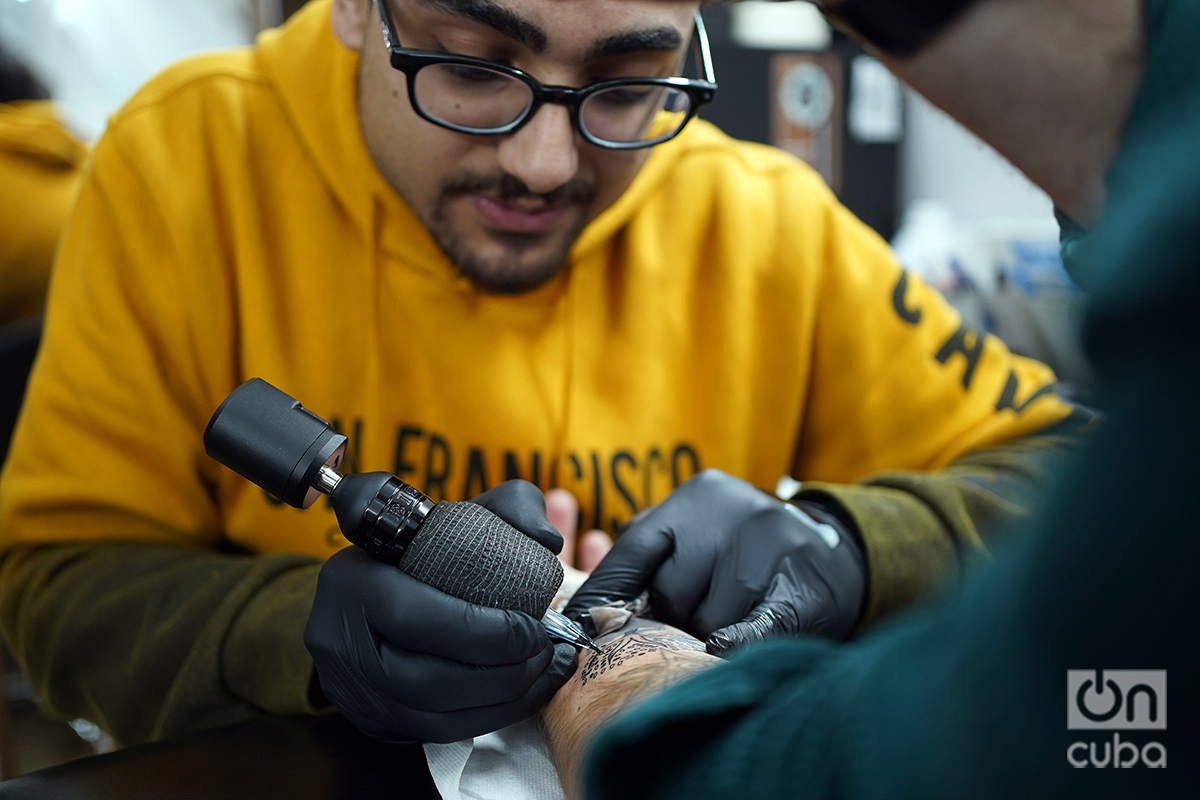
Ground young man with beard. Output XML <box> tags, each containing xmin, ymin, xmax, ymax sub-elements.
<box><xmin>0</xmin><ymin>0</ymin><xmax>1081</xmax><ymax>747</ymax></box>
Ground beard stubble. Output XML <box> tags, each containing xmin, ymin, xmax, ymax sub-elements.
<box><xmin>428</xmin><ymin>170</ymin><xmax>598</xmax><ymax>295</ymax></box>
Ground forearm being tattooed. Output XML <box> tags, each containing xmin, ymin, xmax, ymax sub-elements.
<box><xmin>542</xmin><ymin>619</ymin><xmax>721</xmax><ymax>800</ymax></box>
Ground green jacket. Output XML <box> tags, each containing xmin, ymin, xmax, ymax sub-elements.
<box><xmin>586</xmin><ymin>2</ymin><xmax>1200</xmax><ymax>797</ymax></box>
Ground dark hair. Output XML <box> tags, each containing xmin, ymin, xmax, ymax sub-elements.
<box><xmin>0</xmin><ymin>47</ymin><xmax>50</xmax><ymax>104</ymax></box>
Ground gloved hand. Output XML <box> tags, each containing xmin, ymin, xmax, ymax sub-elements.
<box><xmin>304</xmin><ymin>480</ymin><xmax>578</xmax><ymax>743</ymax></box>
<box><xmin>472</xmin><ymin>480</ymin><xmax>568</xmax><ymax>554</ymax></box>
<box><xmin>562</xmin><ymin>469</ymin><xmax>867</xmax><ymax>655</ymax></box>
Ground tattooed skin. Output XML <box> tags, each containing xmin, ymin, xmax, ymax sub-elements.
<box><xmin>541</xmin><ymin>617</ymin><xmax>720</xmax><ymax>800</ymax></box>
<box><xmin>581</xmin><ymin>625</ymin><xmax>707</xmax><ymax>686</ymax></box>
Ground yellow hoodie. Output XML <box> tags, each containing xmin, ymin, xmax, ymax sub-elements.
<box><xmin>0</xmin><ymin>100</ymin><xmax>86</xmax><ymax>324</ymax></box>
<box><xmin>1</xmin><ymin>0</ymin><xmax>1071</xmax><ymax>591</ymax></box>
<box><xmin>0</xmin><ymin>1</ymin><xmax>1077</xmax><ymax>743</ymax></box>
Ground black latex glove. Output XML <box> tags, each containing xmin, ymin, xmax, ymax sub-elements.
<box><xmin>562</xmin><ymin>469</ymin><xmax>867</xmax><ymax>655</ymax></box>
<box><xmin>471</xmin><ymin>479</ymin><xmax>566</xmax><ymax>555</ymax></box>
<box><xmin>304</xmin><ymin>480</ymin><xmax>578</xmax><ymax>743</ymax></box>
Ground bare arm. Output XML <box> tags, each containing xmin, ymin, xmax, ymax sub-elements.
<box><xmin>541</xmin><ymin>619</ymin><xmax>721</xmax><ymax>800</ymax></box>
<box><xmin>824</xmin><ymin>0</ymin><xmax>1144</xmax><ymax>223</ymax></box>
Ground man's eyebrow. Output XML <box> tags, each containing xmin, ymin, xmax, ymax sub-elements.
<box><xmin>415</xmin><ymin>0</ymin><xmax>548</xmax><ymax>52</ymax></box>
<box><xmin>587</xmin><ymin>27</ymin><xmax>684</xmax><ymax>60</ymax></box>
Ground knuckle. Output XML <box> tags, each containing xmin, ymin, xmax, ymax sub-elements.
<box><xmin>687</xmin><ymin>468</ymin><xmax>730</xmax><ymax>492</ymax></box>
<box><xmin>496</xmin><ymin>478</ymin><xmax>540</xmax><ymax>505</ymax></box>
<box><xmin>507</xmin><ymin>478</ymin><xmax>540</xmax><ymax>496</ymax></box>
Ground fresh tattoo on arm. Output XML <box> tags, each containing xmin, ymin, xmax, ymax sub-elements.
<box><xmin>581</xmin><ymin>623</ymin><xmax>707</xmax><ymax>686</ymax></box>
<box><xmin>542</xmin><ymin>618</ymin><xmax>720</xmax><ymax>800</ymax></box>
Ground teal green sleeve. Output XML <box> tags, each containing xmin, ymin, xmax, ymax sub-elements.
<box><xmin>584</xmin><ymin>0</ymin><xmax>1199</xmax><ymax>791</ymax></box>
<box><xmin>585</xmin><ymin>373</ymin><xmax>1194</xmax><ymax>799</ymax></box>
<box><xmin>0</xmin><ymin>542</ymin><xmax>327</xmax><ymax>746</ymax></box>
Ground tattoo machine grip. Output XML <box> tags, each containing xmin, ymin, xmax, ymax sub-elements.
<box><xmin>204</xmin><ymin>378</ymin><xmax>563</xmax><ymax>617</ymax></box>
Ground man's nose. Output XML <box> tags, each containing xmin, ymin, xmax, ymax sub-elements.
<box><xmin>496</xmin><ymin>103</ymin><xmax>580</xmax><ymax>195</ymax></box>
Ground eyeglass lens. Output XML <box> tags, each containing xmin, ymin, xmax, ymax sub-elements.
<box><xmin>412</xmin><ymin>64</ymin><xmax>693</xmax><ymax>144</ymax></box>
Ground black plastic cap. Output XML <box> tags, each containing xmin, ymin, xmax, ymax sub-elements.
<box><xmin>204</xmin><ymin>378</ymin><xmax>347</xmax><ymax>508</ymax></box>
<box><xmin>330</xmin><ymin>472</ymin><xmax>394</xmax><ymax>550</ymax></box>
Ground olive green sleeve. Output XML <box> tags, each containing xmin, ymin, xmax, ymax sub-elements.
<box><xmin>0</xmin><ymin>542</ymin><xmax>328</xmax><ymax>746</ymax></box>
<box><xmin>797</xmin><ymin>408</ymin><xmax>1095</xmax><ymax>628</ymax></box>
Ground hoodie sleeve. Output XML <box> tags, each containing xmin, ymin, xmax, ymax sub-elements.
<box><xmin>0</xmin><ymin>87</ymin><xmax>323</xmax><ymax>745</ymax></box>
<box><xmin>0</xmin><ymin>543</ymin><xmax>327</xmax><ymax>746</ymax></box>
<box><xmin>777</xmin><ymin>181</ymin><xmax>1085</xmax><ymax>628</ymax></box>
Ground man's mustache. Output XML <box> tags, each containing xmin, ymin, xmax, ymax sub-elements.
<box><xmin>442</xmin><ymin>170</ymin><xmax>598</xmax><ymax>207</ymax></box>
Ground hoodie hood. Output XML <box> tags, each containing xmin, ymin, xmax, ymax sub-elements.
<box><xmin>0</xmin><ymin>101</ymin><xmax>87</xmax><ymax>169</ymax></box>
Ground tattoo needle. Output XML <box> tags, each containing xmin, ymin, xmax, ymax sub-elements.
<box><xmin>542</xmin><ymin>607</ymin><xmax>602</xmax><ymax>653</ymax></box>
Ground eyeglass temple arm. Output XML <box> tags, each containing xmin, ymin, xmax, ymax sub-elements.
<box><xmin>693</xmin><ymin>11</ymin><xmax>717</xmax><ymax>86</ymax></box>
<box><xmin>374</xmin><ymin>0</ymin><xmax>397</xmax><ymax>48</ymax></box>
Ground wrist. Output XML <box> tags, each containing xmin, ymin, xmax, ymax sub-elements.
<box><xmin>789</xmin><ymin>493</ymin><xmax>869</xmax><ymax>637</ymax></box>
<box><xmin>542</xmin><ymin>621</ymin><xmax>719</xmax><ymax>800</ymax></box>
<box><xmin>791</xmin><ymin>494</ymin><xmax>865</xmax><ymax>555</ymax></box>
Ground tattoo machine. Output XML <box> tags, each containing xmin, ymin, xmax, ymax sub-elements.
<box><xmin>203</xmin><ymin>378</ymin><xmax>599</xmax><ymax>653</ymax></box>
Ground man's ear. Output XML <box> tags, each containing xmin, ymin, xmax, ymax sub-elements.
<box><xmin>331</xmin><ymin>0</ymin><xmax>370</xmax><ymax>50</ymax></box>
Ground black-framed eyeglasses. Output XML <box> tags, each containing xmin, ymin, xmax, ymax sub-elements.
<box><xmin>371</xmin><ymin>0</ymin><xmax>717</xmax><ymax>150</ymax></box>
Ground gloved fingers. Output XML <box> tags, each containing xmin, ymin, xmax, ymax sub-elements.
<box><xmin>375</xmin><ymin>639</ymin><xmax>558</xmax><ymax>712</ymax></box>
<box><xmin>645</xmin><ymin>544</ymin><xmax>714</xmax><ymax>631</ymax></box>
<box><xmin>320</xmin><ymin>683</ymin><xmax>409</xmax><ymax>743</ymax></box>
<box><xmin>703</xmin><ymin>546</ymin><xmax>865</xmax><ymax>653</ymax></box>
<box><xmin>775</xmin><ymin>562</ymin><xmax>858</xmax><ymax>640</ymax></box>
<box><xmin>699</xmin><ymin>506</ymin><xmax>839</xmax><ymax>654</ymax></box>
<box><xmin>703</xmin><ymin>596</ymin><xmax>803</xmax><ymax>656</ymax></box>
<box><xmin>368</xmin><ymin>581</ymin><xmax>551</xmax><ymax>665</ymax></box>
<box><xmin>561</xmin><ymin>522</ymin><xmax>675</xmax><ymax>621</ymax></box>
<box><xmin>387</xmin><ymin>642</ymin><xmax>579</xmax><ymax>744</ymax></box>
<box><xmin>471</xmin><ymin>479</ymin><xmax>564</xmax><ymax>554</ymax></box>
<box><xmin>686</xmin><ymin>506</ymin><xmax>811</xmax><ymax>637</ymax></box>
<box><xmin>704</xmin><ymin>556</ymin><xmax>850</xmax><ymax>655</ymax></box>
<box><xmin>316</xmin><ymin>548</ymin><xmax>549</xmax><ymax>665</ymax></box>
<box><xmin>314</xmin><ymin>544</ymin><xmax>392</xmax><ymax>594</ymax></box>
<box><xmin>525</xmin><ymin>640</ymin><xmax>580</xmax><ymax>707</ymax></box>
<box><xmin>308</xmin><ymin>612</ymin><xmax>573</xmax><ymax>743</ymax></box>
<box><xmin>617</xmin><ymin>471</ymin><xmax>782</xmax><ymax>630</ymax></box>
<box><xmin>754</xmin><ymin>552</ymin><xmax>838</xmax><ymax>638</ymax></box>
<box><xmin>768</xmin><ymin>504</ymin><xmax>867</xmax><ymax>640</ymax></box>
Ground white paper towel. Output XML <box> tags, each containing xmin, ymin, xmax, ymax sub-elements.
<box><xmin>421</xmin><ymin>570</ymin><xmax>641</xmax><ymax>800</ymax></box>
<box><xmin>424</xmin><ymin>717</ymin><xmax>566</xmax><ymax>800</ymax></box>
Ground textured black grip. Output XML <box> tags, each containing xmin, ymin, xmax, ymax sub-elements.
<box><xmin>399</xmin><ymin>501</ymin><xmax>564</xmax><ymax>618</ymax></box>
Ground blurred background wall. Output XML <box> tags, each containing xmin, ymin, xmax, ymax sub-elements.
<box><xmin>0</xmin><ymin>0</ymin><xmax>268</xmax><ymax>140</ymax></box>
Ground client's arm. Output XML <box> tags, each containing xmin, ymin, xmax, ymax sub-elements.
<box><xmin>542</xmin><ymin>619</ymin><xmax>721</xmax><ymax>800</ymax></box>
